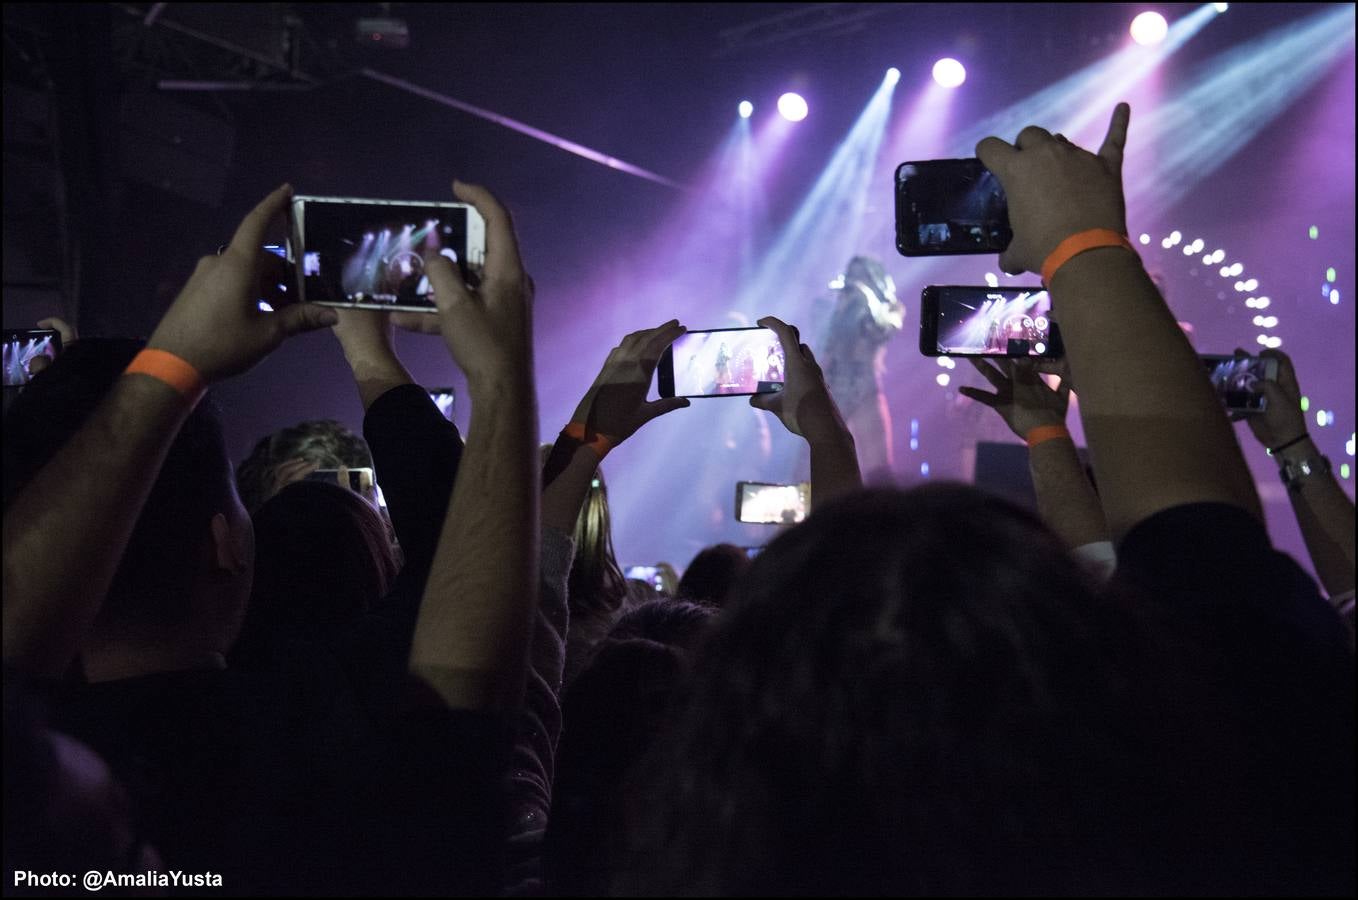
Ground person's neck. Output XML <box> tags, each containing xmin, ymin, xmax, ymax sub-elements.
<box><xmin>81</xmin><ymin>640</ymin><xmax>227</xmax><ymax>683</ymax></box>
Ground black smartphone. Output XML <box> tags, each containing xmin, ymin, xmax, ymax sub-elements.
<box><xmin>735</xmin><ymin>481</ymin><xmax>809</xmax><ymax>525</ymax></box>
<box><xmin>3</xmin><ymin>329</ymin><xmax>62</xmax><ymax>387</ymax></box>
<box><xmin>429</xmin><ymin>387</ymin><xmax>456</xmax><ymax>421</ymax></box>
<box><xmin>895</xmin><ymin>159</ymin><xmax>1011</xmax><ymax>256</ymax></box>
<box><xmin>919</xmin><ymin>286</ymin><xmax>1062</xmax><ymax>358</ymax></box>
<box><xmin>657</xmin><ymin>326</ymin><xmax>786</xmax><ymax>398</ymax></box>
<box><xmin>1200</xmin><ymin>354</ymin><xmax>1279</xmax><ymax>414</ymax></box>
<box><xmin>289</xmin><ymin>195</ymin><xmax>487</xmax><ymax>312</ymax></box>
<box><xmin>305</xmin><ymin>467</ymin><xmax>376</xmax><ymax>495</ymax></box>
<box><xmin>624</xmin><ymin>565</ymin><xmax>665</xmax><ymax>593</ymax></box>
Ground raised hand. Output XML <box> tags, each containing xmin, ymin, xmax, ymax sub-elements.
<box><xmin>572</xmin><ymin>320</ymin><xmax>690</xmax><ymax>445</ymax></box>
<box><xmin>976</xmin><ymin>103</ymin><xmax>1130</xmax><ymax>276</ymax></box>
<box><xmin>422</xmin><ymin>180</ymin><xmax>534</xmax><ymax>389</ymax></box>
<box><xmin>1238</xmin><ymin>348</ymin><xmax>1307</xmax><ymax>449</ymax></box>
<box><xmin>959</xmin><ymin>358</ymin><xmax>1070</xmax><ymax>439</ymax></box>
<box><xmin>146</xmin><ymin>184</ymin><xmax>338</xmax><ymax>382</ymax></box>
<box><xmin>749</xmin><ymin>316</ymin><xmax>848</xmax><ymax>445</ymax></box>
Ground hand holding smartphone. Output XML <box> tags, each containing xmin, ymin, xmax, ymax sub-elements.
<box><xmin>919</xmin><ymin>287</ymin><xmax>1062</xmax><ymax>358</ymax></box>
<box><xmin>1201</xmin><ymin>354</ymin><xmax>1279</xmax><ymax>414</ymax></box>
<box><xmin>289</xmin><ymin>195</ymin><xmax>487</xmax><ymax>312</ymax></box>
<box><xmin>657</xmin><ymin>326</ymin><xmax>786</xmax><ymax>398</ymax></box>
<box><xmin>896</xmin><ymin>159</ymin><xmax>1011</xmax><ymax>257</ymax></box>
<box><xmin>3</xmin><ymin>329</ymin><xmax>62</xmax><ymax>387</ymax></box>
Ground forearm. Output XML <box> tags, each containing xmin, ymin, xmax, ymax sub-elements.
<box><xmin>1051</xmin><ymin>249</ymin><xmax>1261</xmax><ymax>537</ymax></box>
<box><xmin>342</xmin><ymin>344</ymin><xmax>415</xmax><ymax>412</ymax></box>
<box><xmin>1278</xmin><ymin>438</ymin><xmax>1357</xmax><ymax>597</ymax></box>
<box><xmin>3</xmin><ymin>375</ymin><xmax>190</xmax><ymax>675</ymax></box>
<box><xmin>808</xmin><ymin>428</ymin><xmax>862</xmax><ymax>506</ymax></box>
<box><xmin>1029</xmin><ymin>436</ymin><xmax>1110</xmax><ymax>549</ymax></box>
<box><xmin>409</xmin><ymin>374</ymin><xmax>540</xmax><ymax>712</ymax></box>
<box><xmin>541</xmin><ymin>439</ymin><xmax>600</xmax><ymax>534</ymax></box>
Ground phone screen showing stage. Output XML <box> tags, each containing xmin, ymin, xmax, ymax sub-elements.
<box><xmin>667</xmin><ymin>328</ymin><xmax>785</xmax><ymax>397</ymax></box>
<box><xmin>3</xmin><ymin>330</ymin><xmax>61</xmax><ymax>387</ymax></box>
<box><xmin>1201</xmin><ymin>355</ymin><xmax>1274</xmax><ymax>412</ymax></box>
<box><xmin>737</xmin><ymin>482</ymin><xmax>809</xmax><ymax>525</ymax></box>
<box><xmin>293</xmin><ymin>197</ymin><xmax>486</xmax><ymax>311</ymax></box>
<box><xmin>896</xmin><ymin>160</ymin><xmax>1011</xmax><ymax>256</ymax></box>
<box><xmin>933</xmin><ymin>287</ymin><xmax>1055</xmax><ymax>356</ymax></box>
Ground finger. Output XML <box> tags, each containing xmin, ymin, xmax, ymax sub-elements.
<box><xmin>641</xmin><ymin>320</ymin><xmax>686</xmax><ymax>360</ymax></box>
<box><xmin>975</xmin><ymin>136</ymin><xmax>1016</xmax><ymax>178</ymax></box>
<box><xmin>643</xmin><ymin>396</ymin><xmax>691</xmax><ymax>421</ymax></box>
<box><xmin>390</xmin><ymin>311</ymin><xmax>443</xmax><ymax>335</ymax></box>
<box><xmin>798</xmin><ymin>343</ymin><xmax>818</xmax><ymax>366</ymax></box>
<box><xmin>1097</xmin><ymin>103</ymin><xmax>1130</xmax><ymax>176</ymax></box>
<box><xmin>274</xmin><ymin>302</ymin><xmax>338</xmax><ymax>339</ymax></box>
<box><xmin>1260</xmin><ymin>380</ymin><xmax>1296</xmax><ymax>415</ymax></box>
<box><xmin>452</xmin><ymin>180</ymin><xmax>523</xmax><ymax>284</ymax></box>
<box><xmin>749</xmin><ymin>391</ymin><xmax>783</xmax><ymax>413</ymax></box>
<box><xmin>1258</xmin><ymin>348</ymin><xmax>1299</xmax><ymax>396</ymax></box>
<box><xmin>424</xmin><ymin>254</ymin><xmax>475</xmax><ymax>315</ymax></box>
<box><xmin>228</xmin><ymin>183</ymin><xmax>292</xmax><ymax>259</ymax></box>
<box><xmin>967</xmin><ymin>357</ymin><xmax>1007</xmax><ymax>390</ymax></box>
<box><xmin>997</xmin><ymin>248</ymin><xmax>1026</xmax><ymax>276</ymax></box>
<box><xmin>1015</xmin><ymin>125</ymin><xmax>1055</xmax><ymax>150</ymax></box>
<box><xmin>957</xmin><ymin>386</ymin><xmax>1000</xmax><ymax>408</ymax></box>
<box><xmin>756</xmin><ymin>315</ymin><xmax>800</xmax><ymax>361</ymax></box>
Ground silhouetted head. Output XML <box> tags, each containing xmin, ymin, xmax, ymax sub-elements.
<box><xmin>235</xmin><ymin>419</ymin><xmax>374</xmax><ymax>515</ymax></box>
<box><xmin>675</xmin><ymin>544</ymin><xmax>750</xmax><ymax>608</ymax></box>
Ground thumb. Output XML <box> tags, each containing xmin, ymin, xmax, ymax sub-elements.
<box><xmin>645</xmin><ymin>396</ymin><xmax>691</xmax><ymax>421</ymax></box>
<box><xmin>275</xmin><ymin>303</ymin><xmax>338</xmax><ymax>339</ymax></box>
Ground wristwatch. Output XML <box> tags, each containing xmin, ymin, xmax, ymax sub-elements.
<box><xmin>1278</xmin><ymin>454</ymin><xmax>1331</xmax><ymax>492</ymax></box>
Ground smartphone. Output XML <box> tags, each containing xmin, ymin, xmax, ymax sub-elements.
<box><xmin>429</xmin><ymin>387</ymin><xmax>456</xmax><ymax>421</ymax></box>
<box><xmin>735</xmin><ymin>481</ymin><xmax>810</xmax><ymax>525</ymax></box>
<box><xmin>919</xmin><ymin>286</ymin><xmax>1062</xmax><ymax>358</ymax></box>
<box><xmin>624</xmin><ymin>565</ymin><xmax>665</xmax><ymax>593</ymax></box>
<box><xmin>895</xmin><ymin>159</ymin><xmax>1011</xmax><ymax>257</ymax></box>
<box><xmin>289</xmin><ymin>195</ymin><xmax>487</xmax><ymax>312</ymax></box>
<box><xmin>305</xmin><ymin>467</ymin><xmax>376</xmax><ymax>495</ymax></box>
<box><xmin>3</xmin><ymin>329</ymin><xmax>62</xmax><ymax>387</ymax></box>
<box><xmin>657</xmin><ymin>327</ymin><xmax>786</xmax><ymax>398</ymax></box>
<box><xmin>1200</xmin><ymin>354</ymin><xmax>1279</xmax><ymax>414</ymax></box>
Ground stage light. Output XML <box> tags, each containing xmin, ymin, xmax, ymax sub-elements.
<box><xmin>1214</xmin><ymin>3</ymin><xmax>1229</xmax><ymax>12</ymax></box>
<box><xmin>920</xmin><ymin>462</ymin><xmax>931</xmax><ymax>477</ymax></box>
<box><xmin>1034</xmin><ymin>342</ymin><xmax>1047</xmax><ymax>354</ymax></box>
<box><xmin>932</xmin><ymin>58</ymin><xmax>966</xmax><ymax>88</ymax></box>
<box><xmin>1301</xmin><ymin>396</ymin><xmax>1310</xmax><ymax>411</ymax></box>
<box><xmin>1346</xmin><ymin>434</ymin><xmax>1355</xmax><ymax>457</ymax></box>
<box><xmin>1139</xmin><ymin>233</ymin><xmax>1151</xmax><ymax>245</ymax></box>
<box><xmin>936</xmin><ymin>373</ymin><xmax>950</xmax><ymax>386</ymax></box>
<box><xmin>1326</xmin><ymin>267</ymin><xmax>1337</xmax><ymax>282</ymax></box>
<box><xmin>738</xmin><ymin>100</ymin><xmax>753</xmax><ymax>119</ymax></box>
<box><xmin>885</xmin><ymin>67</ymin><xmax>901</xmax><ymax>85</ymax></box>
<box><xmin>1254</xmin><ymin>296</ymin><xmax>1270</xmax><ymax>308</ymax></box>
<box><xmin>984</xmin><ymin>272</ymin><xmax>999</xmax><ymax>287</ymax></box>
<box><xmin>1342</xmin><ymin>464</ymin><xmax>1352</xmax><ymax>480</ymax></box>
<box><xmin>777</xmin><ymin>92</ymin><xmax>808</xmax><ymax>121</ymax></box>
<box><xmin>1130</xmin><ymin>11</ymin><xmax>1169</xmax><ymax>46</ymax></box>
<box><xmin>1309</xmin><ymin>225</ymin><xmax>1319</xmax><ymax>239</ymax></box>
<box><xmin>1331</xmin><ymin>290</ymin><xmax>1341</xmax><ymax>305</ymax></box>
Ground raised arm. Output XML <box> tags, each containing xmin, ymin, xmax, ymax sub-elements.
<box><xmin>3</xmin><ymin>185</ymin><xmax>337</xmax><ymax>676</ymax></box>
<box><xmin>406</xmin><ymin>180</ymin><xmax>539</xmax><ymax>713</ymax></box>
<box><xmin>750</xmin><ymin>316</ymin><xmax>861</xmax><ymax>505</ymax></box>
<box><xmin>977</xmin><ymin>106</ymin><xmax>1261</xmax><ymax>538</ymax></box>
<box><xmin>1241</xmin><ymin>349</ymin><xmax>1356</xmax><ymax>601</ymax></box>
<box><xmin>960</xmin><ymin>358</ymin><xmax>1110</xmax><ymax>551</ymax></box>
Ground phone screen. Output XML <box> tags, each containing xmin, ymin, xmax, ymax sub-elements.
<box><xmin>3</xmin><ymin>329</ymin><xmax>62</xmax><ymax>387</ymax></box>
<box><xmin>736</xmin><ymin>482</ymin><xmax>809</xmax><ymax>525</ymax></box>
<box><xmin>624</xmin><ymin>565</ymin><xmax>664</xmax><ymax>593</ymax></box>
<box><xmin>896</xmin><ymin>159</ymin><xmax>1011</xmax><ymax>256</ymax></box>
<box><xmin>291</xmin><ymin>196</ymin><xmax>487</xmax><ymax>312</ymax></box>
<box><xmin>921</xmin><ymin>286</ymin><xmax>1059</xmax><ymax>357</ymax></box>
<box><xmin>660</xmin><ymin>327</ymin><xmax>785</xmax><ymax>398</ymax></box>
<box><xmin>1201</xmin><ymin>355</ymin><xmax>1278</xmax><ymax>413</ymax></box>
<box><xmin>429</xmin><ymin>388</ymin><xmax>456</xmax><ymax>421</ymax></box>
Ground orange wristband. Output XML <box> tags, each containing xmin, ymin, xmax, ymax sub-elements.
<box><xmin>124</xmin><ymin>349</ymin><xmax>206</xmax><ymax>404</ymax></box>
<box><xmin>562</xmin><ymin>422</ymin><xmax>615</xmax><ymax>460</ymax></box>
<box><xmin>1040</xmin><ymin>228</ymin><xmax>1139</xmax><ymax>287</ymax></box>
<box><xmin>1026</xmin><ymin>424</ymin><xmax>1071</xmax><ymax>449</ymax></box>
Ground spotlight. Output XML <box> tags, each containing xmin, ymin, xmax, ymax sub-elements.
<box><xmin>777</xmin><ymin>92</ymin><xmax>808</xmax><ymax>122</ymax></box>
<box><xmin>1214</xmin><ymin>3</ymin><xmax>1228</xmax><ymax>12</ymax></box>
<box><xmin>932</xmin><ymin>58</ymin><xmax>966</xmax><ymax>88</ymax></box>
<box><xmin>885</xmin><ymin>67</ymin><xmax>901</xmax><ymax>85</ymax></box>
<box><xmin>738</xmin><ymin>100</ymin><xmax>754</xmax><ymax>119</ymax></box>
<box><xmin>1130</xmin><ymin>11</ymin><xmax>1169</xmax><ymax>46</ymax></box>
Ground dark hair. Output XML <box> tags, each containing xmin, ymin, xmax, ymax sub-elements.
<box><xmin>606</xmin><ymin>599</ymin><xmax>715</xmax><ymax>651</ymax></box>
<box><xmin>238</xmin><ymin>480</ymin><xmax>397</xmax><ymax>646</ymax></box>
<box><xmin>236</xmin><ymin>419</ymin><xmax>373</xmax><ymax>514</ymax></box>
<box><xmin>545</xmin><ymin>639</ymin><xmax>687</xmax><ymax>896</ymax></box>
<box><xmin>676</xmin><ymin>543</ymin><xmax>750</xmax><ymax>608</ymax></box>
<box><xmin>619</xmin><ymin>485</ymin><xmax>1230</xmax><ymax>895</ymax></box>
<box><xmin>2</xmin><ymin>339</ymin><xmax>234</xmax><ymax>630</ymax></box>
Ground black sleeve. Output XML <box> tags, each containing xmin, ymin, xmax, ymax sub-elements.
<box><xmin>363</xmin><ymin>383</ymin><xmax>463</xmax><ymax>587</ymax></box>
